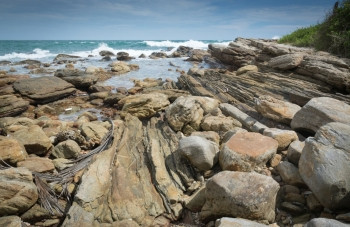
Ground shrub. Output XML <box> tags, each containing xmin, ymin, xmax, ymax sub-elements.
<box><xmin>278</xmin><ymin>25</ymin><xmax>320</xmax><ymax>47</ymax></box>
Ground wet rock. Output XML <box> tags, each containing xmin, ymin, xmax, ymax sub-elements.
<box><xmin>13</xmin><ymin>76</ymin><xmax>76</xmax><ymax>104</ymax></box>
<box><xmin>0</xmin><ymin>60</ymin><xmax>11</xmax><ymax>65</ymax></box>
<box><xmin>215</xmin><ymin>217</ymin><xmax>269</xmax><ymax>227</ymax></box>
<box><xmin>304</xmin><ymin>218</ymin><xmax>349</xmax><ymax>227</ymax></box>
<box><xmin>53</xmin><ymin>54</ymin><xmax>80</xmax><ymax>63</ymax></box>
<box><xmin>268</xmin><ymin>53</ymin><xmax>304</xmax><ymax>70</ymax></box>
<box><xmin>149</xmin><ymin>52</ymin><xmax>168</xmax><ymax>59</ymax></box>
<box><xmin>139</xmin><ymin>53</ymin><xmax>146</xmax><ymax>58</ymax></box>
<box><xmin>186</xmin><ymin>49</ymin><xmax>210</xmax><ymax>62</ymax></box>
<box><xmin>263</xmin><ymin>128</ymin><xmax>298</xmax><ymax>151</ymax></box>
<box><xmin>16</xmin><ymin>59</ymin><xmax>41</xmax><ymax>65</ymax></box>
<box><xmin>200</xmin><ymin>171</ymin><xmax>279</xmax><ymax>223</ymax></box>
<box><xmin>103</xmin><ymin>93</ymin><xmax>126</xmax><ymax>106</ymax></box>
<box><xmin>99</xmin><ymin>50</ymin><xmax>115</xmax><ymax>57</ymax></box>
<box><xmin>178</xmin><ymin>136</ymin><xmax>219</xmax><ymax>171</ymax></box>
<box><xmin>171</xmin><ymin>46</ymin><xmax>193</xmax><ymax>58</ymax></box>
<box><xmin>118</xmin><ymin>92</ymin><xmax>170</xmax><ymax>118</ymax></box>
<box><xmin>0</xmin><ymin>95</ymin><xmax>29</xmax><ymax>118</ymax></box>
<box><xmin>0</xmin><ymin>136</ymin><xmax>27</xmax><ymax>165</ymax></box>
<box><xmin>116</xmin><ymin>51</ymin><xmax>134</xmax><ymax>61</ymax></box>
<box><xmin>54</xmin><ymin>68</ymin><xmax>98</xmax><ymax>90</ymax></box>
<box><xmin>236</xmin><ymin>65</ymin><xmax>258</xmax><ymax>75</ymax></box>
<box><xmin>52</xmin><ymin>139</ymin><xmax>81</xmax><ymax>159</ymax></box>
<box><xmin>101</xmin><ymin>55</ymin><xmax>112</xmax><ymax>61</ymax></box>
<box><xmin>255</xmin><ymin>95</ymin><xmax>301</xmax><ymax>125</ymax></box>
<box><xmin>17</xmin><ymin>156</ymin><xmax>55</xmax><ymax>173</ymax></box>
<box><xmin>287</xmin><ymin>140</ymin><xmax>305</xmax><ymax>166</ymax></box>
<box><xmin>299</xmin><ymin>122</ymin><xmax>350</xmax><ymax>210</ymax></box>
<box><xmin>0</xmin><ymin>167</ymin><xmax>38</xmax><ymax>216</ymax></box>
<box><xmin>165</xmin><ymin>96</ymin><xmax>219</xmax><ymax>134</ymax></box>
<box><xmin>109</xmin><ymin>61</ymin><xmax>132</xmax><ymax>74</ymax></box>
<box><xmin>219</xmin><ymin>131</ymin><xmax>278</xmax><ymax>171</ymax></box>
<box><xmin>284</xmin><ymin>192</ymin><xmax>305</xmax><ymax>204</ymax></box>
<box><xmin>291</xmin><ymin>97</ymin><xmax>350</xmax><ymax>134</ymax></box>
<box><xmin>0</xmin><ymin>216</ymin><xmax>22</xmax><ymax>227</ymax></box>
<box><xmin>201</xmin><ymin>115</ymin><xmax>242</xmax><ymax>132</ymax></box>
<box><xmin>12</xmin><ymin>125</ymin><xmax>52</xmax><ymax>155</ymax></box>
<box><xmin>276</xmin><ymin>161</ymin><xmax>304</xmax><ymax>186</ymax></box>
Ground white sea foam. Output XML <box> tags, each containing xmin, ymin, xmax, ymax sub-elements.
<box><xmin>144</xmin><ymin>40</ymin><xmax>231</xmax><ymax>49</ymax></box>
<box><xmin>0</xmin><ymin>48</ymin><xmax>55</xmax><ymax>60</ymax></box>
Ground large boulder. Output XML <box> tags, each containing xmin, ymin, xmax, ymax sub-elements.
<box><xmin>299</xmin><ymin>122</ymin><xmax>350</xmax><ymax>210</ymax></box>
<box><xmin>117</xmin><ymin>52</ymin><xmax>134</xmax><ymax>61</ymax></box>
<box><xmin>118</xmin><ymin>93</ymin><xmax>170</xmax><ymax>118</ymax></box>
<box><xmin>0</xmin><ymin>136</ymin><xmax>27</xmax><ymax>165</ymax></box>
<box><xmin>268</xmin><ymin>53</ymin><xmax>304</xmax><ymax>70</ymax></box>
<box><xmin>291</xmin><ymin>97</ymin><xmax>350</xmax><ymax>134</ymax></box>
<box><xmin>255</xmin><ymin>95</ymin><xmax>301</xmax><ymax>125</ymax></box>
<box><xmin>0</xmin><ymin>167</ymin><xmax>38</xmax><ymax>216</ymax></box>
<box><xmin>99</xmin><ymin>50</ymin><xmax>114</xmax><ymax>57</ymax></box>
<box><xmin>13</xmin><ymin>76</ymin><xmax>76</xmax><ymax>104</ymax></box>
<box><xmin>12</xmin><ymin>125</ymin><xmax>52</xmax><ymax>155</ymax></box>
<box><xmin>200</xmin><ymin>171</ymin><xmax>279</xmax><ymax>223</ymax></box>
<box><xmin>219</xmin><ymin>131</ymin><xmax>278</xmax><ymax>171</ymax></box>
<box><xmin>0</xmin><ymin>95</ymin><xmax>29</xmax><ymax>117</ymax></box>
<box><xmin>304</xmin><ymin>218</ymin><xmax>349</xmax><ymax>227</ymax></box>
<box><xmin>165</xmin><ymin>96</ymin><xmax>219</xmax><ymax>134</ymax></box>
<box><xmin>178</xmin><ymin>136</ymin><xmax>219</xmax><ymax>171</ymax></box>
<box><xmin>54</xmin><ymin>68</ymin><xmax>98</xmax><ymax>90</ymax></box>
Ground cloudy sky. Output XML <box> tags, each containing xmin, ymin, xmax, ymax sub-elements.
<box><xmin>0</xmin><ymin>0</ymin><xmax>337</xmax><ymax>40</ymax></box>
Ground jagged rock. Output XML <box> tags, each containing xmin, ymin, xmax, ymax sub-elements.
<box><xmin>17</xmin><ymin>156</ymin><xmax>55</xmax><ymax>173</ymax></box>
<box><xmin>171</xmin><ymin>46</ymin><xmax>193</xmax><ymax>58</ymax></box>
<box><xmin>0</xmin><ymin>216</ymin><xmax>22</xmax><ymax>227</ymax></box>
<box><xmin>53</xmin><ymin>54</ymin><xmax>80</xmax><ymax>63</ymax></box>
<box><xmin>186</xmin><ymin>49</ymin><xmax>210</xmax><ymax>62</ymax></box>
<box><xmin>12</xmin><ymin>125</ymin><xmax>52</xmax><ymax>155</ymax></box>
<box><xmin>109</xmin><ymin>61</ymin><xmax>132</xmax><ymax>74</ymax></box>
<box><xmin>306</xmin><ymin>193</ymin><xmax>323</xmax><ymax>212</ymax></box>
<box><xmin>149</xmin><ymin>52</ymin><xmax>168</xmax><ymax>59</ymax></box>
<box><xmin>117</xmin><ymin>52</ymin><xmax>134</xmax><ymax>61</ymax></box>
<box><xmin>16</xmin><ymin>59</ymin><xmax>41</xmax><ymax>65</ymax></box>
<box><xmin>0</xmin><ymin>136</ymin><xmax>27</xmax><ymax>165</ymax></box>
<box><xmin>291</xmin><ymin>97</ymin><xmax>350</xmax><ymax>134</ymax></box>
<box><xmin>263</xmin><ymin>128</ymin><xmax>298</xmax><ymax>151</ymax></box>
<box><xmin>99</xmin><ymin>50</ymin><xmax>115</xmax><ymax>57</ymax></box>
<box><xmin>304</xmin><ymin>218</ymin><xmax>349</xmax><ymax>227</ymax></box>
<box><xmin>255</xmin><ymin>95</ymin><xmax>301</xmax><ymax>125</ymax></box>
<box><xmin>191</xmin><ymin>131</ymin><xmax>220</xmax><ymax>145</ymax></box>
<box><xmin>295</xmin><ymin>55</ymin><xmax>350</xmax><ymax>92</ymax></box>
<box><xmin>219</xmin><ymin>131</ymin><xmax>278</xmax><ymax>171</ymax></box>
<box><xmin>52</xmin><ymin>139</ymin><xmax>81</xmax><ymax>159</ymax></box>
<box><xmin>0</xmin><ymin>74</ymin><xmax>30</xmax><ymax>87</ymax></box>
<box><xmin>103</xmin><ymin>93</ymin><xmax>126</xmax><ymax>106</ymax></box>
<box><xmin>0</xmin><ymin>167</ymin><xmax>38</xmax><ymax>216</ymax></box>
<box><xmin>200</xmin><ymin>171</ymin><xmax>279</xmax><ymax>223</ymax></box>
<box><xmin>185</xmin><ymin>185</ymin><xmax>206</xmax><ymax>212</ymax></box>
<box><xmin>118</xmin><ymin>93</ymin><xmax>170</xmax><ymax>118</ymax></box>
<box><xmin>276</xmin><ymin>161</ymin><xmax>304</xmax><ymax>186</ymax></box>
<box><xmin>13</xmin><ymin>76</ymin><xmax>76</xmax><ymax>104</ymax></box>
<box><xmin>215</xmin><ymin>217</ymin><xmax>269</xmax><ymax>227</ymax></box>
<box><xmin>165</xmin><ymin>96</ymin><xmax>219</xmax><ymax>134</ymax></box>
<box><xmin>178</xmin><ymin>136</ymin><xmax>219</xmax><ymax>171</ymax></box>
<box><xmin>299</xmin><ymin>122</ymin><xmax>350</xmax><ymax>210</ymax></box>
<box><xmin>80</xmin><ymin>122</ymin><xmax>109</xmax><ymax>145</ymax></box>
<box><xmin>0</xmin><ymin>95</ymin><xmax>29</xmax><ymax>117</ymax></box>
<box><xmin>236</xmin><ymin>65</ymin><xmax>258</xmax><ymax>75</ymax></box>
<box><xmin>268</xmin><ymin>53</ymin><xmax>304</xmax><ymax>70</ymax></box>
<box><xmin>287</xmin><ymin>140</ymin><xmax>305</xmax><ymax>166</ymax></box>
<box><xmin>52</xmin><ymin>158</ymin><xmax>74</xmax><ymax>171</ymax></box>
<box><xmin>201</xmin><ymin>115</ymin><xmax>242</xmax><ymax>132</ymax></box>
<box><xmin>54</xmin><ymin>68</ymin><xmax>98</xmax><ymax>90</ymax></box>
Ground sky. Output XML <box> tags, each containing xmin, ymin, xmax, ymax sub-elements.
<box><xmin>0</xmin><ymin>0</ymin><xmax>338</xmax><ymax>40</ymax></box>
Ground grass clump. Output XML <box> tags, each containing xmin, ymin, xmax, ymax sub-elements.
<box><xmin>279</xmin><ymin>0</ymin><xmax>350</xmax><ymax>58</ymax></box>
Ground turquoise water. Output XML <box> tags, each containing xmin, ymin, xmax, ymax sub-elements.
<box><xmin>0</xmin><ymin>40</ymin><xmax>231</xmax><ymax>88</ymax></box>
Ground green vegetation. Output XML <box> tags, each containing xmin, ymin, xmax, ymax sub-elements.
<box><xmin>279</xmin><ymin>0</ymin><xmax>350</xmax><ymax>58</ymax></box>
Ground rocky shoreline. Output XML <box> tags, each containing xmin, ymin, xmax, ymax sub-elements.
<box><xmin>0</xmin><ymin>38</ymin><xmax>350</xmax><ymax>227</ymax></box>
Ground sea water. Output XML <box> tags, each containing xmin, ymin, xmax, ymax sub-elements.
<box><xmin>0</xmin><ymin>40</ymin><xmax>230</xmax><ymax>88</ymax></box>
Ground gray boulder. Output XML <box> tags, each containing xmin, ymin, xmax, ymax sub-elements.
<box><xmin>268</xmin><ymin>53</ymin><xmax>304</xmax><ymax>70</ymax></box>
<box><xmin>117</xmin><ymin>51</ymin><xmax>134</xmax><ymax>61</ymax></box>
<box><xmin>299</xmin><ymin>122</ymin><xmax>350</xmax><ymax>210</ymax></box>
<box><xmin>200</xmin><ymin>171</ymin><xmax>279</xmax><ymax>223</ymax></box>
<box><xmin>215</xmin><ymin>217</ymin><xmax>269</xmax><ymax>227</ymax></box>
<box><xmin>291</xmin><ymin>97</ymin><xmax>350</xmax><ymax>134</ymax></box>
<box><xmin>287</xmin><ymin>140</ymin><xmax>305</xmax><ymax>166</ymax></box>
<box><xmin>178</xmin><ymin>136</ymin><xmax>219</xmax><ymax>171</ymax></box>
<box><xmin>54</xmin><ymin>68</ymin><xmax>98</xmax><ymax>90</ymax></box>
<box><xmin>0</xmin><ymin>167</ymin><xmax>38</xmax><ymax>215</ymax></box>
<box><xmin>304</xmin><ymin>218</ymin><xmax>350</xmax><ymax>227</ymax></box>
<box><xmin>276</xmin><ymin>161</ymin><xmax>304</xmax><ymax>186</ymax></box>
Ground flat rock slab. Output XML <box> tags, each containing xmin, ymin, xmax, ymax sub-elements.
<box><xmin>0</xmin><ymin>95</ymin><xmax>29</xmax><ymax>117</ymax></box>
<box><xmin>219</xmin><ymin>131</ymin><xmax>278</xmax><ymax>171</ymax></box>
<box><xmin>13</xmin><ymin>76</ymin><xmax>76</xmax><ymax>104</ymax></box>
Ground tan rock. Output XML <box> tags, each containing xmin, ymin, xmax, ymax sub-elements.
<box><xmin>191</xmin><ymin>131</ymin><xmax>220</xmax><ymax>144</ymax></box>
<box><xmin>268</xmin><ymin>53</ymin><xmax>304</xmax><ymax>70</ymax></box>
<box><xmin>80</xmin><ymin>121</ymin><xmax>109</xmax><ymax>145</ymax></box>
<box><xmin>17</xmin><ymin>156</ymin><xmax>55</xmax><ymax>173</ymax></box>
<box><xmin>0</xmin><ymin>167</ymin><xmax>38</xmax><ymax>215</ymax></box>
<box><xmin>236</xmin><ymin>65</ymin><xmax>258</xmax><ymax>75</ymax></box>
<box><xmin>0</xmin><ymin>136</ymin><xmax>27</xmax><ymax>165</ymax></box>
<box><xmin>0</xmin><ymin>95</ymin><xmax>29</xmax><ymax>118</ymax></box>
<box><xmin>219</xmin><ymin>131</ymin><xmax>278</xmax><ymax>171</ymax></box>
<box><xmin>255</xmin><ymin>95</ymin><xmax>301</xmax><ymax>125</ymax></box>
<box><xmin>201</xmin><ymin>115</ymin><xmax>242</xmax><ymax>132</ymax></box>
<box><xmin>270</xmin><ymin>154</ymin><xmax>282</xmax><ymax>167</ymax></box>
<box><xmin>0</xmin><ymin>216</ymin><xmax>22</xmax><ymax>227</ymax></box>
<box><xmin>263</xmin><ymin>128</ymin><xmax>298</xmax><ymax>151</ymax></box>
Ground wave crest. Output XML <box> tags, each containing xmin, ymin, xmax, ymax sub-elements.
<box><xmin>0</xmin><ymin>48</ymin><xmax>54</xmax><ymax>60</ymax></box>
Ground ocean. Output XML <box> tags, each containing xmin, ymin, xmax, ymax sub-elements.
<box><xmin>0</xmin><ymin>40</ymin><xmax>230</xmax><ymax>88</ymax></box>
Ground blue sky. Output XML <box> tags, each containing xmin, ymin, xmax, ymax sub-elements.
<box><xmin>0</xmin><ymin>0</ymin><xmax>337</xmax><ymax>40</ymax></box>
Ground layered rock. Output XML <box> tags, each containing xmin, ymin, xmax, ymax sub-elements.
<box><xmin>0</xmin><ymin>95</ymin><xmax>29</xmax><ymax>118</ymax></box>
<box><xmin>200</xmin><ymin>171</ymin><xmax>279</xmax><ymax>223</ymax></box>
<box><xmin>263</xmin><ymin>128</ymin><xmax>298</xmax><ymax>150</ymax></box>
<box><xmin>299</xmin><ymin>122</ymin><xmax>350</xmax><ymax>210</ymax></box>
<box><xmin>0</xmin><ymin>167</ymin><xmax>38</xmax><ymax>216</ymax></box>
<box><xmin>54</xmin><ymin>68</ymin><xmax>98</xmax><ymax>90</ymax></box>
<box><xmin>268</xmin><ymin>53</ymin><xmax>304</xmax><ymax>70</ymax></box>
<box><xmin>13</xmin><ymin>76</ymin><xmax>76</xmax><ymax>104</ymax></box>
<box><xmin>0</xmin><ymin>136</ymin><xmax>27</xmax><ymax>165</ymax></box>
<box><xmin>219</xmin><ymin>131</ymin><xmax>278</xmax><ymax>171</ymax></box>
<box><xmin>17</xmin><ymin>156</ymin><xmax>55</xmax><ymax>173</ymax></box>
